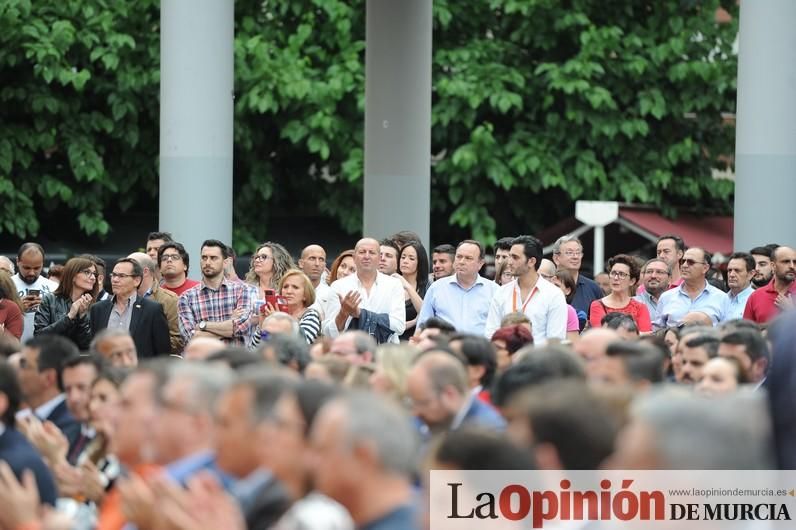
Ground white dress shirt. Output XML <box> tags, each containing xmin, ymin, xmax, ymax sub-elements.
<box><xmin>484</xmin><ymin>277</ymin><xmax>567</xmax><ymax>344</ymax></box>
<box><xmin>310</xmin><ymin>281</ymin><xmax>336</xmax><ymax>321</ymax></box>
<box><xmin>322</xmin><ymin>272</ymin><xmax>406</xmax><ymax>343</ymax></box>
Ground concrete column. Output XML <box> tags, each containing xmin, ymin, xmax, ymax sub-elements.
<box><xmin>363</xmin><ymin>0</ymin><xmax>432</xmax><ymax>250</ymax></box>
<box><xmin>159</xmin><ymin>0</ymin><xmax>234</xmax><ymax>278</ymax></box>
<box><xmin>734</xmin><ymin>0</ymin><xmax>796</xmax><ymax>250</ymax></box>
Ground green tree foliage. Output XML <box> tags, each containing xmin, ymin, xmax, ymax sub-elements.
<box><xmin>0</xmin><ymin>0</ymin><xmax>160</xmax><ymax>238</ymax></box>
<box><xmin>0</xmin><ymin>0</ymin><xmax>738</xmax><ymax>247</ymax></box>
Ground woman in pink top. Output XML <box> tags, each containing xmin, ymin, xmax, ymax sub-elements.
<box><xmin>552</xmin><ymin>269</ymin><xmax>581</xmax><ymax>342</ymax></box>
<box><xmin>589</xmin><ymin>254</ymin><xmax>651</xmax><ymax>332</ymax></box>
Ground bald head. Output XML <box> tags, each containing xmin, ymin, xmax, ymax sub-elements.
<box><xmin>353</xmin><ymin>238</ymin><xmax>380</xmax><ymax>275</ymax></box>
<box><xmin>573</xmin><ymin>328</ymin><xmax>621</xmax><ymax>364</ymax></box>
<box><xmin>183</xmin><ymin>336</ymin><xmax>225</xmax><ymax>361</ymax></box>
<box><xmin>411</xmin><ymin>351</ymin><xmax>469</xmax><ymax>396</ymax></box>
<box><xmin>538</xmin><ymin>259</ymin><xmax>556</xmax><ymax>279</ymax></box>
<box><xmin>682</xmin><ymin>312</ymin><xmax>713</xmax><ymax>327</ymax></box>
<box><xmin>299</xmin><ymin>244</ymin><xmax>326</xmax><ymax>284</ymax></box>
<box><xmin>128</xmin><ymin>251</ymin><xmax>158</xmax><ymax>292</ymax></box>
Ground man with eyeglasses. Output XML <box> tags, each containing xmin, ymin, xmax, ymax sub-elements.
<box><xmin>128</xmin><ymin>252</ymin><xmax>183</xmax><ymax>354</ymax></box>
<box><xmin>90</xmin><ymin>258</ymin><xmax>170</xmax><ymax>358</ymax></box>
<box><xmin>743</xmin><ymin>246</ymin><xmax>796</xmax><ymax>325</ymax></box>
<box><xmin>551</xmin><ymin>235</ymin><xmax>603</xmax><ymax>329</ymax></box>
<box><xmin>158</xmin><ymin>242</ymin><xmax>199</xmax><ymax>296</ymax></box>
<box><xmin>633</xmin><ymin>258</ymin><xmax>671</xmax><ymax>323</ymax></box>
<box><xmin>415</xmin><ymin>239</ymin><xmax>498</xmax><ymax>336</ymax></box>
<box><xmin>653</xmin><ymin>247</ymin><xmax>726</xmax><ymax>330</ymax></box>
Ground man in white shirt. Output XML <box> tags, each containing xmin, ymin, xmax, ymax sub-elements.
<box><xmin>299</xmin><ymin>244</ymin><xmax>334</xmax><ymax>319</ymax></box>
<box><xmin>12</xmin><ymin>242</ymin><xmax>58</xmax><ymax>343</ymax></box>
<box><xmin>484</xmin><ymin>235</ymin><xmax>567</xmax><ymax>343</ymax></box>
<box><xmin>323</xmin><ymin>238</ymin><xmax>405</xmax><ymax>344</ymax></box>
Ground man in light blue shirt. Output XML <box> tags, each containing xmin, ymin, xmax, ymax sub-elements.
<box><xmin>721</xmin><ymin>252</ymin><xmax>756</xmax><ymax>322</ymax></box>
<box><xmin>654</xmin><ymin>247</ymin><xmax>726</xmax><ymax>329</ymax></box>
<box><xmin>634</xmin><ymin>258</ymin><xmax>671</xmax><ymax>324</ymax></box>
<box><xmin>415</xmin><ymin>240</ymin><xmax>498</xmax><ymax>336</ymax></box>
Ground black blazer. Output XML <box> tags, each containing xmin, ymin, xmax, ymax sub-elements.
<box><xmin>90</xmin><ymin>296</ymin><xmax>170</xmax><ymax>359</ymax></box>
<box><xmin>46</xmin><ymin>398</ymin><xmax>81</xmax><ymax>449</ymax></box>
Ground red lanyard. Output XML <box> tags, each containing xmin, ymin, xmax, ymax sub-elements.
<box><xmin>512</xmin><ymin>285</ymin><xmax>539</xmax><ymax>313</ymax></box>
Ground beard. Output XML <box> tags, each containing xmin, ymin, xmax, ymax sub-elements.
<box><xmin>751</xmin><ymin>274</ymin><xmax>772</xmax><ymax>288</ymax></box>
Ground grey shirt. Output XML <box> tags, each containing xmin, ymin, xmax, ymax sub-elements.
<box><xmin>108</xmin><ymin>293</ymin><xmax>137</xmax><ymax>331</ymax></box>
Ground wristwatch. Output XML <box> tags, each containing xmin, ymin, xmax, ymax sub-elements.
<box><xmin>198</xmin><ymin>320</ymin><xmax>207</xmax><ymax>331</ymax></box>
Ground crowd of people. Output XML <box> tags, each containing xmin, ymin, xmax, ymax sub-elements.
<box><xmin>0</xmin><ymin>230</ymin><xmax>794</xmax><ymax>530</ymax></box>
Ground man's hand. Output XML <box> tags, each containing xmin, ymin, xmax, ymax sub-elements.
<box><xmin>158</xmin><ymin>472</ymin><xmax>246</xmax><ymax>530</ymax></box>
<box><xmin>21</xmin><ymin>294</ymin><xmax>41</xmax><ymax>312</ymax></box>
<box><xmin>775</xmin><ymin>293</ymin><xmax>794</xmax><ymax>311</ymax></box>
<box><xmin>119</xmin><ymin>473</ymin><xmax>159</xmax><ymax>530</ymax></box>
<box><xmin>340</xmin><ymin>290</ymin><xmax>362</xmax><ymax>319</ymax></box>
<box><xmin>0</xmin><ymin>463</ymin><xmax>40</xmax><ymax>530</ymax></box>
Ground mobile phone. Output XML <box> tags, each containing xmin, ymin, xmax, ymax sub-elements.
<box><xmin>264</xmin><ymin>289</ymin><xmax>278</xmax><ymax>311</ymax></box>
<box><xmin>275</xmin><ymin>295</ymin><xmax>289</xmax><ymax>313</ymax></box>
<box><xmin>27</xmin><ymin>289</ymin><xmax>41</xmax><ymax>297</ymax></box>
<box><xmin>264</xmin><ymin>290</ymin><xmax>289</xmax><ymax>313</ymax></box>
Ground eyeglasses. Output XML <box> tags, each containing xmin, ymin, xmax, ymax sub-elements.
<box><xmin>557</xmin><ymin>251</ymin><xmax>583</xmax><ymax>258</ymax></box>
<box><xmin>609</xmin><ymin>270</ymin><xmax>630</xmax><ymax>280</ymax></box>
<box><xmin>80</xmin><ymin>269</ymin><xmax>97</xmax><ymax>278</ymax></box>
<box><xmin>644</xmin><ymin>269</ymin><xmax>669</xmax><ymax>276</ymax></box>
<box><xmin>679</xmin><ymin>258</ymin><xmax>705</xmax><ymax>267</ymax></box>
<box><xmin>252</xmin><ymin>254</ymin><xmax>272</xmax><ymax>262</ymax></box>
<box><xmin>160</xmin><ymin>253</ymin><xmax>182</xmax><ymax>262</ymax></box>
<box><xmin>110</xmin><ymin>272</ymin><xmax>137</xmax><ymax>279</ymax></box>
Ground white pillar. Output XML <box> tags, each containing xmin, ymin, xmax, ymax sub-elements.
<box><xmin>363</xmin><ymin>0</ymin><xmax>432</xmax><ymax>250</ymax></box>
<box><xmin>734</xmin><ymin>0</ymin><xmax>796</xmax><ymax>250</ymax></box>
<box><xmin>159</xmin><ymin>0</ymin><xmax>234</xmax><ymax>277</ymax></box>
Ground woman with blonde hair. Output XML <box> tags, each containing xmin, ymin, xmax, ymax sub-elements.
<box><xmin>245</xmin><ymin>241</ymin><xmax>296</xmax><ymax>298</ymax></box>
<box><xmin>252</xmin><ymin>269</ymin><xmax>322</xmax><ymax>346</ymax></box>
<box><xmin>369</xmin><ymin>343</ymin><xmax>420</xmax><ymax>406</ymax></box>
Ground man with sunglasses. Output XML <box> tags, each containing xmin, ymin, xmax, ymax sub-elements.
<box><xmin>653</xmin><ymin>247</ymin><xmax>726</xmax><ymax>330</ymax></box>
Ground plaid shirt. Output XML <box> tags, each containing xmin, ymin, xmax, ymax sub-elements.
<box><xmin>178</xmin><ymin>278</ymin><xmax>253</xmax><ymax>346</ymax></box>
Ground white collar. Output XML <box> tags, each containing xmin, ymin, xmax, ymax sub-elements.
<box><xmin>34</xmin><ymin>393</ymin><xmax>66</xmax><ymax>421</ymax></box>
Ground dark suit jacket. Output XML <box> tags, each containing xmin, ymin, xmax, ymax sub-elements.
<box><xmin>0</xmin><ymin>427</ymin><xmax>58</xmax><ymax>505</ymax></box>
<box><xmin>90</xmin><ymin>296</ymin><xmax>170</xmax><ymax>358</ymax></box>
<box><xmin>46</xmin><ymin>398</ymin><xmax>81</xmax><ymax>449</ymax></box>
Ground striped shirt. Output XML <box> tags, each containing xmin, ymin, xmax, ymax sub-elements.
<box><xmin>177</xmin><ymin>278</ymin><xmax>253</xmax><ymax>346</ymax></box>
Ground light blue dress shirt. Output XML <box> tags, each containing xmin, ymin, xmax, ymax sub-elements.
<box><xmin>415</xmin><ymin>274</ymin><xmax>498</xmax><ymax>335</ymax></box>
<box><xmin>654</xmin><ymin>281</ymin><xmax>726</xmax><ymax>329</ymax></box>
<box><xmin>721</xmin><ymin>285</ymin><xmax>755</xmax><ymax>322</ymax></box>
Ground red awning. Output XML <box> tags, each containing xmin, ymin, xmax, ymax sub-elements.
<box><xmin>618</xmin><ymin>208</ymin><xmax>734</xmax><ymax>255</ymax></box>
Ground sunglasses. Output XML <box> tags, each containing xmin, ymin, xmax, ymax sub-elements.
<box><xmin>679</xmin><ymin>258</ymin><xmax>706</xmax><ymax>267</ymax></box>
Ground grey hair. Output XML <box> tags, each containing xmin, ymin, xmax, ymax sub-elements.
<box><xmin>0</xmin><ymin>256</ymin><xmax>15</xmax><ymax>274</ymax></box>
<box><xmin>632</xmin><ymin>388</ymin><xmax>774</xmax><ymax>469</ymax></box>
<box><xmin>335</xmin><ymin>391</ymin><xmax>419</xmax><ymax>476</ymax></box>
<box><xmin>348</xmin><ymin>330</ymin><xmax>378</xmax><ymax>358</ymax></box>
<box><xmin>89</xmin><ymin>328</ymin><xmax>136</xmax><ymax>356</ymax></box>
<box><xmin>167</xmin><ymin>361</ymin><xmax>234</xmax><ymax>414</ymax></box>
<box><xmin>264</xmin><ymin>312</ymin><xmax>301</xmax><ymax>337</ymax></box>
<box><xmin>233</xmin><ymin>366</ymin><xmax>298</xmax><ymax>424</ymax></box>
<box><xmin>552</xmin><ymin>235</ymin><xmax>583</xmax><ymax>254</ymax></box>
